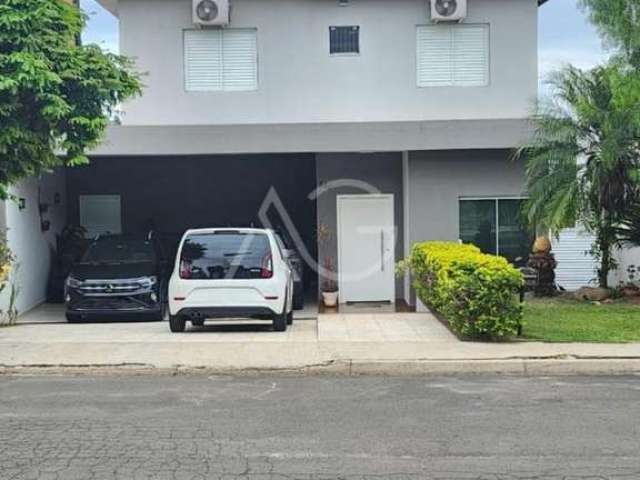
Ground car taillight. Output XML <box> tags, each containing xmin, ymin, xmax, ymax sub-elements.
<box><xmin>180</xmin><ymin>260</ymin><xmax>192</xmax><ymax>279</ymax></box>
<box><xmin>261</xmin><ymin>252</ymin><xmax>273</xmax><ymax>278</ymax></box>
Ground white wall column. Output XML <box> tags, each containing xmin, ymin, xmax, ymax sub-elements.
<box><xmin>6</xmin><ymin>171</ymin><xmax>67</xmax><ymax>314</ymax></box>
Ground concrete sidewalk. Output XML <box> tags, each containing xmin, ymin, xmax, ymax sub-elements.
<box><xmin>2</xmin><ymin>305</ymin><xmax>640</xmax><ymax>376</ymax></box>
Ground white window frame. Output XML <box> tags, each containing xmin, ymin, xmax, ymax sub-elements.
<box><xmin>183</xmin><ymin>28</ymin><xmax>258</xmax><ymax>92</ymax></box>
<box><xmin>416</xmin><ymin>23</ymin><xmax>490</xmax><ymax>88</ymax></box>
<box><xmin>459</xmin><ymin>196</ymin><xmax>528</xmax><ymax>255</ymax></box>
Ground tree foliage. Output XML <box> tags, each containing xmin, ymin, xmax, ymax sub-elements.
<box><xmin>579</xmin><ymin>0</ymin><xmax>640</xmax><ymax>66</ymax></box>
<box><xmin>616</xmin><ymin>203</ymin><xmax>640</xmax><ymax>245</ymax></box>
<box><xmin>514</xmin><ymin>64</ymin><xmax>640</xmax><ymax>288</ymax></box>
<box><xmin>0</xmin><ymin>0</ymin><xmax>141</xmax><ymax>199</ymax></box>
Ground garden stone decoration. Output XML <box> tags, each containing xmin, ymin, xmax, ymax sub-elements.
<box><xmin>574</xmin><ymin>287</ymin><xmax>612</xmax><ymax>302</ymax></box>
<box><xmin>527</xmin><ymin>236</ymin><xmax>558</xmax><ymax>297</ymax></box>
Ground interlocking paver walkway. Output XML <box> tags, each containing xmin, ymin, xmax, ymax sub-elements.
<box><xmin>318</xmin><ymin>313</ymin><xmax>455</xmax><ymax>342</ymax></box>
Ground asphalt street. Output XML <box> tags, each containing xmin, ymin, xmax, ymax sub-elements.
<box><xmin>1</xmin><ymin>374</ymin><xmax>639</xmax><ymax>479</ymax></box>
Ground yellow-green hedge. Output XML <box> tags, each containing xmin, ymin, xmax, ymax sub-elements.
<box><xmin>410</xmin><ymin>241</ymin><xmax>524</xmax><ymax>339</ymax></box>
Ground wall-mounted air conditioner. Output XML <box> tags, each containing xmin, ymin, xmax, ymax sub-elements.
<box><xmin>193</xmin><ymin>0</ymin><xmax>230</xmax><ymax>26</ymax></box>
<box><xmin>430</xmin><ymin>0</ymin><xmax>467</xmax><ymax>22</ymax></box>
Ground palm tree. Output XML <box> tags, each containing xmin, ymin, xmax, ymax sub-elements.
<box><xmin>617</xmin><ymin>203</ymin><xmax>640</xmax><ymax>246</ymax></box>
<box><xmin>514</xmin><ymin>64</ymin><xmax>640</xmax><ymax>288</ymax></box>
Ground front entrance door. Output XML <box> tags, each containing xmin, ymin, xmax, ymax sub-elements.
<box><xmin>337</xmin><ymin>195</ymin><xmax>395</xmax><ymax>303</ymax></box>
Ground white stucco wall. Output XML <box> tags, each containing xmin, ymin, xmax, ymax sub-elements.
<box><xmin>3</xmin><ymin>171</ymin><xmax>67</xmax><ymax>315</ymax></box>
<box><xmin>117</xmin><ymin>0</ymin><xmax>538</xmax><ymax>125</ymax></box>
<box><xmin>612</xmin><ymin>246</ymin><xmax>640</xmax><ymax>287</ymax></box>
<box><xmin>407</xmin><ymin>149</ymin><xmax>527</xmax><ymax>245</ymax></box>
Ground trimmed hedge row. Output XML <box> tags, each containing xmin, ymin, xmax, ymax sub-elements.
<box><xmin>410</xmin><ymin>241</ymin><xmax>524</xmax><ymax>339</ymax></box>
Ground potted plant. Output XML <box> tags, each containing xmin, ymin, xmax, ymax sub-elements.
<box><xmin>620</xmin><ymin>264</ymin><xmax>640</xmax><ymax>297</ymax></box>
<box><xmin>316</xmin><ymin>222</ymin><xmax>339</xmax><ymax>307</ymax></box>
<box><xmin>321</xmin><ymin>257</ymin><xmax>339</xmax><ymax>307</ymax></box>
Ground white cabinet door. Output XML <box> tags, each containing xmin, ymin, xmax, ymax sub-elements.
<box><xmin>337</xmin><ymin>195</ymin><xmax>395</xmax><ymax>303</ymax></box>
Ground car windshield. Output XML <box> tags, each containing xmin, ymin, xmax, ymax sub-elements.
<box><xmin>180</xmin><ymin>231</ymin><xmax>271</xmax><ymax>280</ymax></box>
<box><xmin>82</xmin><ymin>238</ymin><xmax>156</xmax><ymax>264</ymax></box>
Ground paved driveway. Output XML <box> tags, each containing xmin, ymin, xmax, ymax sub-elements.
<box><xmin>0</xmin><ymin>304</ymin><xmax>462</xmax><ymax>372</ymax></box>
<box><xmin>6</xmin><ymin>304</ymin><xmax>640</xmax><ymax>375</ymax></box>
<box><xmin>11</xmin><ymin>304</ymin><xmax>454</xmax><ymax>344</ymax></box>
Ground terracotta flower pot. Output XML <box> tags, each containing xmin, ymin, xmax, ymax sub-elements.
<box><xmin>322</xmin><ymin>291</ymin><xmax>339</xmax><ymax>307</ymax></box>
<box><xmin>532</xmin><ymin>236</ymin><xmax>552</xmax><ymax>255</ymax></box>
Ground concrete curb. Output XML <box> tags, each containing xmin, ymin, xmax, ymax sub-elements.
<box><xmin>3</xmin><ymin>358</ymin><xmax>640</xmax><ymax>376</ymax></box>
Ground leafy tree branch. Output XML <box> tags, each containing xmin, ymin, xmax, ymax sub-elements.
<box><xmin>0</xmin><ymin>0</ymin><xmax>142</xmax><ymax>198</ymax></box>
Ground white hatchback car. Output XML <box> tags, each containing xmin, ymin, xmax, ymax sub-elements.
<box><xmin>168</xmin><ymin>228</ymin><xmax>294</xmax><ymax>332</ymax></box>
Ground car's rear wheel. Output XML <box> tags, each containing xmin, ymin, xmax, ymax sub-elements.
<box><xmin>169</xmin><ymin>315</ymin><xmax>186</xmax><ymax>333</ymax></box>
<box><xmin>273</xmin><ymin>310</ymin><xmax>287</xmax><ymax>331</ymax></box>
<box><xmin>273</xmin><ymin>293</ymin><xmax>288</xmax><ymax>332</ymax></box>
<box><xmin>66</xmin><ymin>313</ymin><xmax>81</xmax><ymax>323</ymax></box>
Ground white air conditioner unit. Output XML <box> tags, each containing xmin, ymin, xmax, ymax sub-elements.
<box><xmin>430</xmin><ymin>0</ymin><xmax>467</xmax><ymax>22</ymax></box>
<box><xmin>193</xmin><ymin>0</ymin><xmax>229</xmax><ymax>26</ymax></box>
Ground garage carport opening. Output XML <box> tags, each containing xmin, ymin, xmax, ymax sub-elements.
<box><xmin>12</xmin><ymin>154</ymin><xmax>320</xmax><ymax>318</ymax></box>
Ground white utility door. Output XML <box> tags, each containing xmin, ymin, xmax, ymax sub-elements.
<box><xmin>337</xmin><ymin>195</ymin><xmax>395</xmax><ymax>303</ymax></box>
<box><xmin>552</xmin><ymin>228</ymin><xmax>598</xmax><ymax>290</ymax></box>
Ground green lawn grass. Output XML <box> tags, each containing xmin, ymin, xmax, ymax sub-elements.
<box><xmin>522</xmin><ymin>298</ymin><xmax>640</xmax><ymax>343</ymax></box>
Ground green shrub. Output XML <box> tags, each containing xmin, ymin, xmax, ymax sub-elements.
<box><xmin>409</xmin><ymin>241</ymin><xmax>524</xmax><ymax>339</ymax></box>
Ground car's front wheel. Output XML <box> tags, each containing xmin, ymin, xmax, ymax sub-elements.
<box><xmin>151</xmin><ymin>301</ymin><xmax>167</xmax><ymax>322</ymax></box>
<box><xmin>169</xmin><ymin>315</ymin><xmax>186</xmax><ymax>333</ymax></box>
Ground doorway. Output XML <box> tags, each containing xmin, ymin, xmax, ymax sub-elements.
<box><xmin>337</xmin><ymin>194</ymin><xmax>395</xmax><ymax>303</ymax></box>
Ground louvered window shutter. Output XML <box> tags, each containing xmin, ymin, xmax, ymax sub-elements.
<box><xmin>417</xmin><ymin>25</ymin><xmax>453</xmax><ymax>87</ymax></box>
<box><xmin>184</xmin><ymin>29</ymin><xmax>257</xmax><ymax>91</ymax></box>
<box><xmin>452</xmin><ymin>25</ymin><xmax>489</xmax><ymax>86</ymax></box>
<box><xmin>417</xmin><ymin>24</ymin><xmax>489</xmax><ymax>87</ymax></box>
<box><xmin>184</xmin><ymin>30</ymin><xmax>223</xmax><ymax>91</ymax></box>
<box><xmin>222</xmin><ymin>29</ymin><xmax>258</xmax><ymax>90</ymax></box>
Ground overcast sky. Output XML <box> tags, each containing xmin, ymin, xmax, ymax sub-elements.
<box><xmin>80</xmin><ymin>0</ymin><xmax>609</xmax><ymax>88</ymax></box>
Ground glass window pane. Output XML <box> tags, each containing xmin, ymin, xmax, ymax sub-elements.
<box><xmin>330</xmin><ymin>26</ymin><xmax>360</xmax><ymax>54</ymax></box>
<box><xmin>498</xmin><ymin>199</ymin><xmax>533</xmax><ymax>266</ymax></box>
<box><xmin>180</xmin><ymin>232</ymin><xmax>271</xmax><ymax>279</ymax></box>
<box><xmin>82</xmin><ymin>237</ymin><xmax>155</xmax><ymax>263</ymax></box>
<box><xmin>459</xmin><ymin>200</ymin><xmax>497</xmax><ymax>255</ymax></box>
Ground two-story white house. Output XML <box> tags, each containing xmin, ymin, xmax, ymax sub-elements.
<box><xmin>5</xmin><ymin>0</ymin><xmax>584</xmax><ymax>314</ymax></box>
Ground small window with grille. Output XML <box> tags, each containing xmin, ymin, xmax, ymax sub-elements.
<box><xmin>329</xmin><ymin>26</ymin><xmax>360</xmax><ymax>55</ymax></box>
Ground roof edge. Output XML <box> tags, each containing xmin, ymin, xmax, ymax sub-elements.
<box><xmin>95</xmin><ymin>0</ymin><xmax>549</xmax><ymax>18</ymax></box>
<box><xmin>95</xmin><ymin>0</ymin><xmax>118</xmax><ymax>16</ymax></box>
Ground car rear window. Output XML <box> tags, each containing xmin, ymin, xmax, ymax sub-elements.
<box><xmin>82</xmin><ymin>238</ymin><xmax>156</xmax><ymax>264</ymax></box>
<box><xmin>179</xmin><ymin>231</ymin><xmax>273</xmax><ymax>280</ymax></box>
